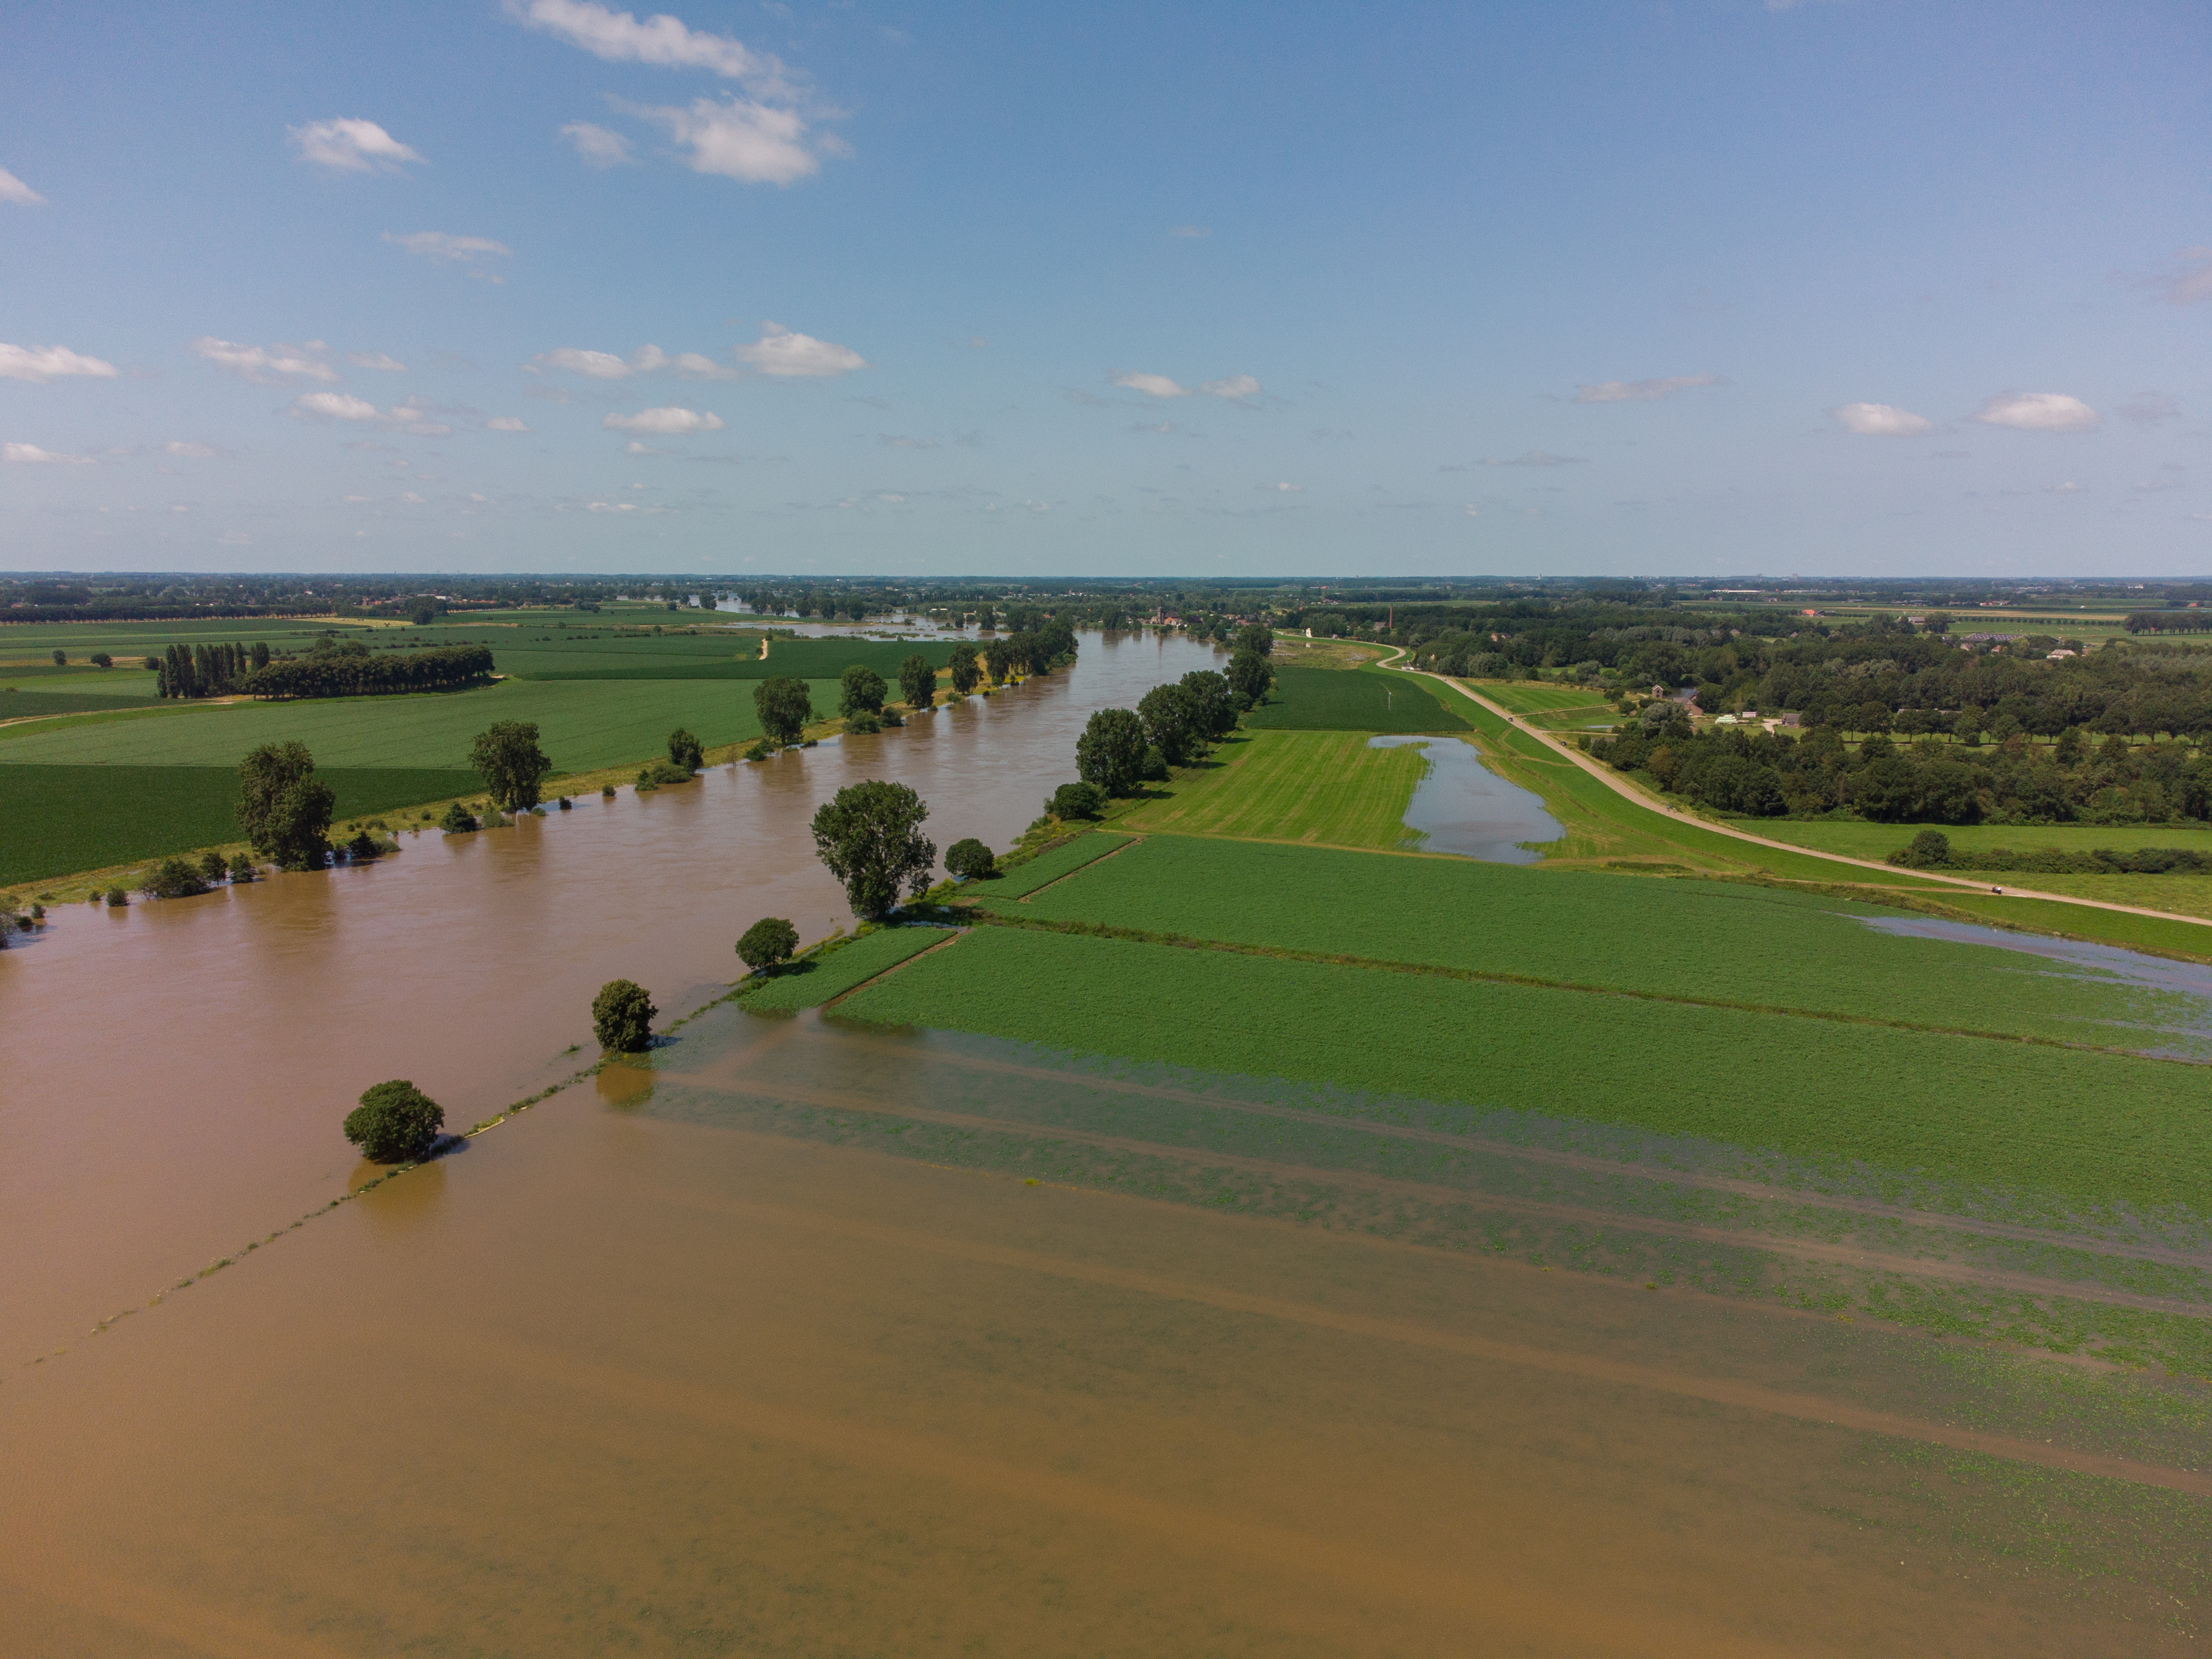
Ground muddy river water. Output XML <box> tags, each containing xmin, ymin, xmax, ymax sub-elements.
<box><xmin>4</xmin><ymin>631</ymin><xmax>2205</xmax><ymax>1655</ymax></box>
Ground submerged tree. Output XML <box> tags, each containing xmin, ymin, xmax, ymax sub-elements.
<box><xmin>470</xmin><ymin>720</ymin><xmax>553</xmax><ymax>812</ymax></box>
<box><xmin>755</xmin><ymin>675</ymin><xmax>813</xmax><ymax>746</ymax></box>
<box><xmin>736</xmin><ymin>916</ymin><xmax>801</xmax><ymax>973</ymax></box>
<box><xmin>237</xmin><ymin>740</ymin><xmax>335</xmax><ymax>870</ymax></box>
<box><xmin>899</xmin><ymin>653</ymin><xmax>936</xmax><ymax>712</ymax></box>
<box><xmin>811</xmin><ymin>780</ymin><xmax>936</xmax><ymax>918</ymax></box>
<box><xmin>591</xmin><ymin>979</ymin><xmax>657</xmax><ymax>1052</ymax></box>
<box><xmin>948</xmin><ymin>642</ymin><xmax>982</xmax><ymax>697</ymax></box>
<box><xmin>343</xmin><ymin>1080</ymin><xmax>445</xmax><ymax>1163</ymax></box>
<box><xmin>839</xmin><ymin>664</ymin><xmax>888</xmax><ymax>719</ymax></box>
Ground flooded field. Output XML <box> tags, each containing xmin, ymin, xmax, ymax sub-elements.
<box><xmin>1368</xmin><ymin>732</ymin><xmax>1565</xmax><ymax>861</ymax></box>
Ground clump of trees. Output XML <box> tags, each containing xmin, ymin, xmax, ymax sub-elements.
<box><xmin>812</xmin><ymin>780</ymin><xmax>936</xmax><ymax>917</ymax></box>
<box><xmin>755</xmin><ymin>675</ymin><xmax>814</xmax><ymax>746</ymax></box>
<box><xmin>139</xmin><ymin>856</ymin><xmax>210</xmax><ymax>898</ymax></box>
<box><xmin>667</xmin><ymin>727</ymin><xmax>705</xmax><ymax>772</ymax></box>
<box><xmin>1068</xmin><ymin>668</ymin><xmax>1243</xmax><ymax>803</ymax></box>
<box><xmin>592</xmin><ymin>979</ymin><xmax>657</xmax><ymax>1052</ymax></box>
<box><xmin>1076</xmin><ymin>707</ymin><xmax>1148</xmax><ymax>796</ymax></box>
<box><xmin>238</xmin><ymin>741</ymin><xmax>336</xmax><ymax>868</ymax></box>
<box><xmin>736</xmin><ymin>917</ymin><xmax>800</xmax><ymax>973</ymax></box>
<box><xmin>1887</xmin><ymin>827</ymin><xmax>2212</xmax><ymax>874</ymax></box>
<box><xmin>899</xmin><ymin>653</ymin><xmax>936</xmax><ymax>712</ymax></box>
<box><xmin>945</xmin><ymin>838</ymin><xmax>996</xmax><ymax>880</ymax></box>
<box><xmin>158</xmin><ymin>641</ymin><xmax>270</xmax><ymax>698</ymax></box>
<box><xmin>244</xmin><ymin>640</ymin><xmax>491</xmax><ymax>699</ymax></box>
<box><xmin>440</xmin><ymin>800</ymin><xmax>480</xmax><ymax>833</ymax></box>
<box><xmin>470</xmin><ymin>721</ymin><xmax>552</xmax><ymax>812</ymax></box>
<box><xmin>949</xmin><ymin>642</ymin><xmax>982</xmax><ymax>697</ymax></box>
<box><xmin>344</xmin><ymin>1080</ymin><xmax>445</xmax><ymax>1163</ymax></box>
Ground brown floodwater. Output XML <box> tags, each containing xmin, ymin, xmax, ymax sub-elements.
<box><xmin>0</xmin><ymin>630</ymin><xmax>1223</xmax><ymax>1360</ymax></box>
<box><xmin>5</xmin><ymin>627</ymin><xmax>2205</xmax><ymax>1653</ymax></box>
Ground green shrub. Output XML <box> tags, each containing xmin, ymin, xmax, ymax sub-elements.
<box><xmin>591</xmin><ymin>978</ymin><xmax>657</xmax><ymax>1052</ymax></box>
<box><xmin>198</xmin><ymin>850</ymin><xmax>229</xmax><ymax>882</ymax></box>
<box><xmin>557</xmin><ymin>796</ymin><xmax>572</xmax><ymax>810</ymax></box>
<box><xmin>667</xmin><ymin>727</ymin><xmax>705</xmax><ymax>772</ymax></box>
<box><xmin>139</xmin><ymin>857</ymin><xmax>207</xmax><ymax>899</ymax></box>
<box><xmin>104</xmin><ymin>886</ymin><xmax>128</xmax><ymax>907</ymax></box>
<box><xmin>844</xmin><ymin>709</ymin><xmax>882</xmax><ymax>735</ymax></box>
<box><xmin>1049</xmin><ymin>781</ymin><xmax>1107</xmax><ymax>820</ymax></box>
<box><xmin>744</xmin><ymin>739</ymin><xmax>773</xmax><ymax>762</ymax></box>
<box><xmin>946</xmin><ymin>838</ymin><xmax>997</xmax><ymax>880</ymax></box>
<box><xmin>439</xmin><ymin>801</ymin><xmax>479</xmax><ymax>833</ymax></box>
<box><xmin>345</xmin><ymin>829</ymin><xmax>380</xmax><ymax>859</ymax></box>
<box><xmin>601</xmin><ymin>783</ymin><xmax>616</xmax><ymax>798</ymax></box>
<box><xmin>227</xmin><ymin>853</ymin><xmax>258</xmax><ymax>883</ymax></box>
<box><xmin>343</xmin><ymin>1079</ymin><xmax>445</xmax><ymax>1163</ymax></box>
<box><xmin>736</xmin><ymin>916</ymin><xmax>801</xmax><ymax>973</ymax></box>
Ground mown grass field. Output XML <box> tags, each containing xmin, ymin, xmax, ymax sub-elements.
<box><xmin>1473</xmin><ymin>682</ymin><xmax>1615</xmax><ymax>717</ymax></box>
<box><xmin>1730</xmin><ymin>816</ymin><xmax>2212</xmax><ymax>862</ymax></box>
<box><xmin>2</xmin><ymin>690</ymin><xmax>162</xmax><ymax>717</ymax></box>
<box><xmin>0</xmin><ymin>675</ymin><xmax>836</xmax><ymax>772</ymax></box>
<box><xmin>981</xmin><ymin>831</ymin><xmax>1136</xmax><ymax>898</ymax></box>
<box><xmin>735</xmin><ymin>925</ymin><xmax>956</xmax><ymax>1012</ymax></box>
<box><xmin>1244</xmin><ymin>665</ymin><xmax>1467</xmax><ymax>733</ymax></box>
<box><xmin>0</xmin><ymin>764</ymin><xmax>479</xmax><ymax>887</ymax></box>
<box><xmin>986</xmin><ymin>832</ymin><xmax>2192</xmax><ymax>1053</ymax></box>
<box><xmin>1116</xmin><ymin>731</ymin><xmax>1430</xmax><ymax>850</ymax></box>
<box><xmin>835</xmin><ymin>924</ymin><xmax>2212</xmax><ymax>1216</ymax></box>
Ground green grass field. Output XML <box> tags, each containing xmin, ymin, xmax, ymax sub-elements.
<box><xmin>1473</xmin><ymin>682</ymin><xmax>1615</xmax><ymax>717</ymax></box>
<box><xmin>981</xmin><ymin>831</ymin><xmax>1137</xmax><ymax>898</ymax></box>
<box><xmin>1730</xmin><ymin>816</ymin><xmax>2212</xmax><ymax>863</ymax></box>
<box><xmin>1</xmin><ymin>690</ymin><xmax>163</xmax><ymax>716</ymax></box>
<box><xmin>835</xmin><ymin>924</ymin><xmax>2212</xmax><ymax>1216</ymax></box>
<box><xmin>980</xmin><ymin>833</ymin><xmax>2193</xmax><ymax>1053</ymax></box>
<box><xmin>0</xmin><ymin>675</ymin><xmax>839</xmax><ymax>772</ymax></box>
<box><xmin>0</xmin><ymin>763</ymin><xmax>479</xmax><ymax>886</ymax></box>
<box><xmin>1243</xmin><ymin>665</ymin><xmax>1468</xmax><ymax>733</ymax></box>
<box><xmin>1117</xmin><ymin>731</ymin><xmax>1429</xmax><ymax>849</ymax></box>
<box><xmin>733</xmin><ymin>926</ymin><xmax>957</xmax><ymax>1013</ymax></box>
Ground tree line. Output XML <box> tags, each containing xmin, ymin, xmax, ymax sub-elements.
<box><xmin>156</xmin><ymin>640</ymin><xmax>272</xmax><ymax>698</ymax></box>
<box><xmin>244</xmin><ymin>640</ymin><xmax>495</xmax><ymax>698</ymax></box>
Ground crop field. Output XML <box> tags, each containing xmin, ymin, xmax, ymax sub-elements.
<box><xmin>1474</xmin><ymin>682</ymin><xmax>1615</xmax><ymax>717</ymax></box>
<box><xmin>2</xmin><ymin>690</ymin><xmax>160</xmax><ymax>717</ymax></box>
<box><xmin>986</xmin><ymin>832</ymin><xmax>2198</xmax><ymax>1053</ymax></box>
<box><xmin>835</xmin><ymin>924</ymin><xmax>2212</xmax><ymax>1216</ymax></box>
<box><xmin>981</xmin><ymin>831</ymin><xmax>1136</xmax><ymax>898</ymax></box>
<box><xmin>0</xmin><ymin>763</ymin><xmax>479</xmax><ymax>886</ymax></box>
<box><xmin>1731</xmin><ymin>816</ymin><xmax>2212</xmax><ymax>863</ymax></box>
<box><xmin>733</xmin><ymin>925</ymin><xmax>958</xmax><ymax>1013</ymax></box>
<box><xmin>0</xmin><ymin>675</ymin><xmax>837</xmax><ymax>772</ymax></box>
<box><xmin>1116</xmin><ymin>731</ymin><xmax>1429</xmax><ymax>849</ymax></box>
<box><xmin>1243</xmin><ymin>665</ymin><xmax>1467</xmax><ymax>732</ymax></box>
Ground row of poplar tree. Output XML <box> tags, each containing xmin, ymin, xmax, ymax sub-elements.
<box><xmin>156</xmin><ymin>641</ymin><xmax>270</xmax><ymax>698</ymax></box>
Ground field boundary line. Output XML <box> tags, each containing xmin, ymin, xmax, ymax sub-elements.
<box><xmin>962</xmin><ymin>910</ymin><xmax>2205</xmax><ymax>1065</ymax></box>
<box><xmin>1382</xmin><ymin>651</ymin><xmax>2212</xmax><ymax>932</ymax></box>
<box><xmin>819</xmin><ymin>928</ymin><xmax>969</xmax><ymax>1011</ymax></box>
<box><xmin>1016</xmin><ymin>833</ymin><xmax>1143</xmax><ymax>903</ymax></box>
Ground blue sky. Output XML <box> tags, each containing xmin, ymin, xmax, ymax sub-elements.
<box><xmin>2</xmin><ymin>0</ymin><xmax>2208</xmax><ymax>577</ymax></box>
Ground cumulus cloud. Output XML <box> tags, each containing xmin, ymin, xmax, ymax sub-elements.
<box><xmin>291</xmin><ymin>392</ymin><xmax>454</xmax><ymax>435</ymax></box>
<box><xmin>1972</xmin><ymin>391</ymin><xmax>2100</xmax><ymax>433</ymax></box>
<box><xmin>485</xmin><ymin>415</ymin><xmax>531</xmax><ymax>431</ymax></box>
<box><xmin>1573</xmin><ymin>373</ymin><xmax>1721</xmax><ymax>403</ymax></box>
<box><xmin>507</xmin><ymin>0</ymin><xmax>787</xmax><ymax>85</ymax></box>
<box><xmin>346</xmin><ymin>351</ymin><xmax>408</xmax><ymax>371</ymax></box>
<box><xmin>287</xmin><ymin>118</ymin><xmax>425</xmax><ymax>174</ymax></box>
<box><xmin>3</xmin><ymin>441</ymin><xmax>94</xmax><ymax>464</ymax></box>
<box><xmin>0</xmin><ymin>165</ymin><xmax>46</xmax><ymax>207</ymax></box>
<box><xmin>560</xmin><ymin>121</ymin><xmax>635</xmax><ymax>167</ymax></box>
<box><xmin>1481</xmin><ymin>450</ymin><xmax>1588</xmax><ymax>466</ymax></box>
<box><xmin>1112</xmin><ymin>370</ymin><xmax>1261</xmax><ymax>400</ymax></box>
<box><xmin>0</xmin><ymin>342</ymin><xmax>118</xmax><ymax>382</ymax></box>
<box><xmin>634</xmin><ymin>97</ymin><xmax>817</xmax><ymax>184</ymax></box>
<box><xmin>1832</xmin><ymin>401</ymin><xmax>1934</xmax><ymax>436</ymax></box>
<box><xmin>735</xmin><ymin>323</ymin><xmax>864</xmax><ymax>377</ymax></box>
<box><xmin>163</xmin><ymin>440</ymin><xmax>224</xmax><ymax>458</ymax></box>
<box><xmin>383</xmin><ymin>232</ymin><xmax>514</xmax><ymax>281</ymax></box>
<box><xmin>192</xmin><ymin>337</ymin><xmax>339</xmax><ymax>385</ymax></box>
<box><xmin>603</xmin><ymin>405</ymin><xmax>725</xmax><ymax>433</ymax></box>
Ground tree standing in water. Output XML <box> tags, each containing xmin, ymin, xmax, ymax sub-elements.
<box><xmin>755</xmin><ymin>675</ymin><xmax>813</xmax><ymax>746</ymax></box>
<box><xmin>237</xmin><ymin>740</ymin><xmax>335</xmax><ymax>869</ymax></box>
<box><xmin>948</xmin><ymin>642</ymin><xmax>981</xmax><ymax>697</ymax></box>
<box><xmin>898</xmin><ymin>653</ymin><xmax>936</xmax><ymax>712</ymax></box>
<box><xmin>811</xmin><ymin>781</ymin><xmax>936</xmax><ymax>918</ymax></box>
<box><xmin>470</xmin><ymin>721</ymin><xmax>552</xmax><ymax>812</ymax></box>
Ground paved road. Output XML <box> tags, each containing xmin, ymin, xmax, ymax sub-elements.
<box><xmin>1374</xmin><ymin>650</ymin><xmax>2212</xmax><ymax>933</ymax></box>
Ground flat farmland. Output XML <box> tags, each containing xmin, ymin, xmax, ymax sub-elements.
<box><xmin>1728</xmin><ymin>816</ymin><xmax>2212</xmax><ymax>863</ymax></box>
<box><xmin>1117</xmin><ymin>731</ymin><xmax>1428</xmax><ymax>849</ymax></box>
<box><xmin>1244</xmin><ymin>665</ymin><xmax>1467</xmax><ymax>733</ymax></box>
<box><xmin>0</xmin><ymin>676</ymin><xmax>838</xmax><ymax>772</ymax></box>
<box><xmin>1474</xmin><ymin>682</ymin><xmax>1614</xmax><ymax>717</ymax></box>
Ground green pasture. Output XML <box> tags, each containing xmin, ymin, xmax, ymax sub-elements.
<box><xmin>0</xmin><ymin>676</ymin><xmax>839</xmax><ymax>773</ymax></box>
<box><xmin>735</xmin><ymin>926</ymin><xmax>955</xmax><ymax>1013</ymax></box>
<box><xmin>491</xmin><ymin>635</ymin><xmax>953</xmax><ymax>683</ymax></box>
<box><xmin>983</xmin><ymin>831</ymin><xmax>1136</xmax><ymax>898</ymax></box>
<box><xmin>0</xmin><ymin>663</ymin><xmax>160</xmax><ymax>693</ymax></box>
<box><xmin>835</xmin><ymin>925</ymin><xmax>2212</xmax><ymax>1217</ymax></box>
<box><xmin>1732</xmin><ymin>817</ymin><xmax>2212</xmax><ymax>864</ymax></box>
<box><xmin>1244</xmin><ymin>665</ymin><xmax>1467</xmax><ymax>733</ymax></box>
<box><xmin>1472</xmin><ymin>682</ymin><xmax>1614</xmax><ymax>716</ymax></box>
<box><xmin>1118</xmin><ymin>730</ymin><xmax>1428</xmax><ymax>850</ymax></box>
<box><xmin>2</xmin><ymin>690</ymin><xmax>161</xmax><ymax>717</ymax></box>
<box><xmin>986</xmin><ymin>833</ymin><xmax>2196</xmax><ymax>1054</ymax></box>
<box><xmin>0</xmin><ymin>763</ymin><xmax>478</xmax><ymax>887</ymax></box>
<box><xmin>0</xmin><ymin>616</ymin><xmax>387</xmax><ymax>658</ymax></box>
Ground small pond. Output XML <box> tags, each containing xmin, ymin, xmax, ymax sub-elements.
<box><xmin>1369</xmin><ymin>735</ymin><xmax>1565</xmax><ymax>864</ymax></box>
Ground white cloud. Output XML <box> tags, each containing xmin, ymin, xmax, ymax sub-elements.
<box><xmin>1972</xmin><ymin>391</ymin><xmax>2100</xmax><ymax>433</ymax></box>
<box><xmin>0</xmin><ymin>166</ymin><xmax>46</xmax><ymax>207</ymax></box>
<box><xmin>603</xmin><ymin>405</ymin><xmax>725</xmax><ymax>433</ymax></box>
<box><xmin>1201</xmin><ymin>374</ymin><xmax>1261</xmax><ymax>399</ymax></box>
<box><xmin>485</xmin><ymin>415</ymin><xmax>531</xmax><ymax>431</ymax></box>
<box><xmin>1113</xmin><ymin>370</ymin><xmax>1261</xmax><ymax>400</ymax></box>
<box><xmin>635</xmin><ymin>97</ymin><xmax>817</xmax><ymax>184</ymax></box>
<box><xmin>346</xmin><ymin>351</ymin><xmax>409</xmax><ymax>371</ymax></box>
<box><xmin>191</xmin><ymin>336</ymin><xmax>339</xmax><ymax>384</ymax></box>
<box><xmin>291</xmin><ymin>392</ymin><xmax>454</xmax><ymax>435</ymax></box>
<box><xmin>538</xmin><ymin>346</ymin><xmax>642</xmax><ymax>379</ymax></box>
<box><xmin>287</xmin><ymin>118</ymin><xmax>425</xmax><ymax>174</ymax></box>
<box><xmin>1573</xmin><ymin>373</ymin><xmax>1721</xmax><ymax>403</ymax></box>
<box><xmin>382</xmin><ymin>233</ymin><xmax>514</xmax><ymax>278</ymax></box>
<box><xmin>0</xmin><ymin>342</ymin><xmax>119</xmax><ymax>382</ymax></box>
<box><xmin>560</xmin><ymin>121</ymin><xmax>635</xmax><ymax>167</ymax></box>
<box><xmin>398</xmin><ymin>491</ymin><xmax>426</xmax><ymax>504</ymax></box>
<box><xmin>622</xmin><ymin>439</ymin><xmax>661</xmax><ymax>454</ymax></box>
<box><xmin>1167</xmin><ymin>225</ymin><xmax>1210</xmax><ymax>239</ymax></box>
<box><xmin>1481</xmin><ymin>450</ymin><xmax>1589</xmax><ymax>466</ymax></box>
<box><xmin>3</xmin><ymin>441</ymin><xmax>94</xmax><ymax>464</ymax></box>
<box><xmin>735</xmin><ymin>323</ymin><xmax>864</xmax><ymax>377</ymax></box>
<box><xmin>1832</xmin><ymin>401</ymin><xmax>1934</xmax><ymax>437</ymax></box>
<box><xmin>507</xmin><ymin>0</ymin><xmax>787</xmax><ymax>86</ymax></box>
<box><xmin>163</xmin><ymin>440</ymin><xmax>224</xmax><ymax>458</ymax></box>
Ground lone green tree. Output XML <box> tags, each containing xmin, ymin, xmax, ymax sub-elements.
<box><xmin>667</xmin><ymin>727</ymin><xmax>705</xmax><ymax>772</ymax></box>
<box><xmin>755</xmin><ymin>675</ymin><xmax>813</xmax><ymax>746</ymax></box>
<box><xmin>237</xmin><ymin>740</ymin><xmax>335</xmax><ymax>869</ymax></box>
<box><xmin>811</xmin><ymin>780</ymin><xmax>936</xmax><ymax>918</ymax></box>
<box><xmin>1138</xmin><ymin>682</ymin><xmax>1200</xmax><ymax>765</ymax></box>
<box><xmin>945</xmin><ymin>838</ymin><xmax>996</xmax><ymax>880</ymax></box>
<box><xmin>736</xmin><ymin>916</ymin><xmax>801</xmax><ymax>973</ymax></box>
<box><xmin>1226</xmin><ymin>648</ymin><xmax>1275</xmax><ymax>708</ymax></box>
<box><xmin>948</xmin><ymin>642</ymin><xmax>982</xmax><ymax>696</ymax></box>
<box><xmin>839</xmin><ymin>664</ymin><xmax>888</xmax><ymax>718</ymax></box>
<box><xmin>898</xmin><ymin>653</ymin><xmax>936</xmax><ymax>712</ymax></box>
<box><xmin>591</xmin><ymin>979</ymin><xmax>657</xmax><ymax>1052</ymax></box>
<box><xmin>984</xmin><ymin>638</ymin><xmax>1014</xmax><ymax>685</ymax></box>
<box><xmin>471</xmin><ymin>720</ymin><xmax>552</xmax><ymax>812</ymax></box>
<box><xmin>343</xmin><ymin>1080</ymin><xmax>445</xmax><ymax>1163</ymax></box>
<box><xmin>1075</xmin><ymin>707</ymin><xmax>1147</xmax><ymax>796</ymax></box>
